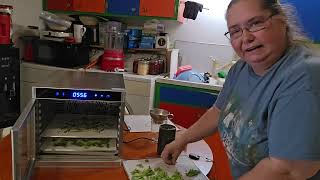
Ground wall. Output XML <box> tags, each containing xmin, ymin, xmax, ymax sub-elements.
<box><xmin>0</xmin><ymin>0</ymin><xmax>42</xmax><ymax>27</ymax></box>
<box><xmin>1</xmin><ymin>0</ymin><xmax>234</xmax><ymax>73</ymax></box>
<box><xmin>163</xmin><ymin>0</ymin><xmax>235</xmax><ymax>74</ymax></box>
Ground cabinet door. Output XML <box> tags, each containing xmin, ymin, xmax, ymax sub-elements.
<box><xmin>108</xmin><ymin>0</ymin><xmax>140</xmax><ymax>16</ymax></box>
<box><xmin>73</xmin><ymin>0</ymin><xmax>106</xmax><ymax>13</ymax></box>
<box><xmin>47</xmin><ymin>0</ymin><xmax>75</xmax><ymax>11</ymax></box>
<box><xmin>11</xmin><ymin>99</ymin><xmax>36</xmax><ymax>180</ymax></box>
<box><xmin>140</xmin><ymin>0</ymin><xmax>176</xmax><ymax>18</ymax></box>
<box><xmin>159</xmin><ymin>102</ymin><xmax>206</xmax><ymax>128</ymax></box>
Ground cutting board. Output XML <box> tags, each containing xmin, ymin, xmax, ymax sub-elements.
<box><xmin>123</xmin><ymin>156</ymin><xmax>209</xmax><ymax>180</ymax></box>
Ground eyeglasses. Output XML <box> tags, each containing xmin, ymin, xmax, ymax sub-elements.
<box><xmin>224</xmin><ymin>14</ymin><xmax>275</xmax><ymax>40</ymax></box>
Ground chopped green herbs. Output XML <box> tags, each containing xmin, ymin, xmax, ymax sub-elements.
<box><xmin>61</xmin><ymin>116</ymin><xmax>117</xmax><ymax>133</ymax></box>
<box><xmin>186</xmin><ymin>169</ymin><xmax>201</xmax><ymax>177</ymax></box>
<box><xmin>52</xmin><ymin>138</ymin><xmax>111</xmax><ymax>149</ymax></box>
<box><xmin>131</xmin><ymin>166</ymin><xmax>183</xmax><ymax>180</ymax></box>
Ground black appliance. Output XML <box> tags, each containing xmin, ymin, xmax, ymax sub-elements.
<box><xmin>0</xmin><ymin>44</ymin><xmax>20</xmax><ymax>128</ymax></box>
<box><xmin>35</xmin><ymin>39</ymin><xmax>89</xmax><ymax>68</ymax></box>
<box><xmin>83</xmin><ymin>25</ymin><xmax>99</xmax><ymax>45</ymax></box>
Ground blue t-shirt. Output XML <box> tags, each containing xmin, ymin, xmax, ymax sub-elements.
<box><xmin>215</xmin><ymin>44</ymin><xmax>320</xmax><ymax>179</ymax></box>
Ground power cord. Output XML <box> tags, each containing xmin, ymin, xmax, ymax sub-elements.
<box><xmin>123</xmin><ymin>137</ymin><xmax>157</xmax><ymax>144</ymax></box>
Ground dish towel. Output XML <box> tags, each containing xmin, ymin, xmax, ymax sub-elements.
<box><xmin>183</xmin><ymin>1</ymin><xmax>204</xmax><ymax>20</ymax></box>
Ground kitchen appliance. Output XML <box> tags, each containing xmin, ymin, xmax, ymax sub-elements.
<box><xmin>35</xmin><ymin>39</ymin><xmax>89</xmax><ymax>68</ymax></box>
<box><xmin>0</xmin><ymin>45</ymin><xmax>20</xmax><ymax>128</ymax></box>
<box><xmin>0</xmin><ymin>5</ymin><xmax>13</xmax><ymax>45</ymax></box>
<box><xmin>20</xmin><ymin>36</ymin><xmax>39</xmax><ymax>62</ymax></box>
<box><xmin>83</xmin><ymin>25</ymin><xmax>99</xmax><ymax>45</ymax></box>
<box><xmin>101</xmin><ymin>29</ymin><xmax>125</xmax><ymax>71</ymax></box>
<box><xmin>155</xmin><ymin>33</ymin><xmax>169</xmax><ymax>49</ymax></box>
<box><xmin>11</xmin><ymin>71</ymin><xmax>126</xmax><ymax>180</ymax></box>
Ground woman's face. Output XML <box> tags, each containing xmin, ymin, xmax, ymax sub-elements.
<box><xmin>226</xmin><ymin>0</ymin><xmax>288</xmax><ymax>74</ymax></box>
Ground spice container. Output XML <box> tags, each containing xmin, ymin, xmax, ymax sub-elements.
<box><xmin>132</xmin><ymin>58</ymin><xmax>141</xmax><ymax>73</ymax></box>
<box><xmin>149</xmin><ymin>59</ymin><xmax>160</xmax><ymax>75</ymax></box>
<box><xmin>137</xmin><ymin>60</ymin><xmax>149</xmax><ymax>75</ymax></box>
<box><xmin>158</xmin><ymin>59</ymin><xmax>165</xmax><ymax>73</ymax></box>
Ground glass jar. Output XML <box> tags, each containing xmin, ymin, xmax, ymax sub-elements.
<box><xmin>158</xmin><ymin>59</ymin><xmax>165</xmax><ymax>73</ymax></box>
<box><xmin>137</xmin><ymin>60</ymin><xmax>149</xmax><ymax>75</ymax></box>
<box><xmin>149</xmin><ymin>59</ymin><xmax>160</xmax><ymax>75</ymax></box>
<box><xmin>132</xmin><ymin>58</ymin><xmax>141</xmax><ymax>73</ymax></box>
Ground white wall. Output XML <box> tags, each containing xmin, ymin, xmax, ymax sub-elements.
<box><xmin>164</xmin><ymin>0</ymin><xmax>231</xmax><ymax>45</ymax></box>
<box><xmin>1</xmin><ymin>0</ymin><xmax>234</xmax><ymax>73</ymax></box>
<box><xmin>0</xmin><ymin>0</ymin><xmax>42</xmax><ymax>27</ymax></box>
<box><xmin>163</xmin><ymin>0</ymin><xmax>235</xmax><ymax>74</ymax></box>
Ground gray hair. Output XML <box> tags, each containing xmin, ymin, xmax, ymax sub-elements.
<box><xmin>226</xmin><ymin>0</ymin><xmax>310</xmax><ymax>45</ymax></box>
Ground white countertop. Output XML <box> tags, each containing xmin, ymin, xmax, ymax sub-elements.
<box><xmin>22</xmin><ymin>62</ymin><xmax>161</xmax><ymax>83</ymax></box>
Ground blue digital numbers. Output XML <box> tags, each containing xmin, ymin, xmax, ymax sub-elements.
<box><xmin>72</xmin><ymin>92</ymin><xmax>88</xmax><ymax>98</ymax></box>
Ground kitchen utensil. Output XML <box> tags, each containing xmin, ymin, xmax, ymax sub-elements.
<box><xmin>79</xmin><ymin>16</ymin><xmax>98</xmax><ymax>26</ymax></box>
<box><xmin>149</xmin><ymin>108</ymin><xmax>174</xmax><ymax>124</ymax></box>
<box><xmin>39</xmin><ymin>11</ymin><xmax>72</xmax><ymax>31</ymax></box>
<box><xmin>73</xmin><ymin>24</ymin><xmax>86</xmax><ymax>43</ymax></box>
<box><xmin>157</xmin><ymin>124</ymin><xmax>176</xmax><ymax>155</ymax></box>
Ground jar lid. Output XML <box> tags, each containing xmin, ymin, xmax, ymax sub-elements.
<box><xmin>0</xmin><ymin>5</ymin><xmax>13</xmax><ymax>14</ymax></box>
<box><xmin>139</xmin><ymin>60</ymin><xmax>149</xmax><ymax>64</ymax></box>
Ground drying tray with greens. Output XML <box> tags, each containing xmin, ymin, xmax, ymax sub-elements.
<box><xmin>41</xmin><ymin>114</ymin><xmax>119</xmax><ymax>138</ymax></box>
<box><xmin>40</xmin><ymin>114</ymin><xmax>119</xmax><ymax>154</ymax></box>
<box><xmin>123</xmin><ymin>156</ymin><xmax>208</xmax><ymax>180</ymax></box>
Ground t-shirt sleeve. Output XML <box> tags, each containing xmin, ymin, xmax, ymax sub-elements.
<box><xmin>214</xmin><ymin>65</ymin><xmax>237</xmax><ymax>110</ymax></box>
<box><xmin>268</xmin><ymin>90</ymin><xmax>320</xmax><ymax>160</ymax></box>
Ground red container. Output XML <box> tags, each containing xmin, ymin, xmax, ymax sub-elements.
<box><xmin>101</xmin><ymin>49</ymin><xmax>125</xmax><ymax>71</ymax></box>
<box><xmin>0</xmin><ymin>5</ymin><xmax>12</xmax><ymax>45</ymax></box>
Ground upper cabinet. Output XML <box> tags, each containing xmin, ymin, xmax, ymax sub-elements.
<box><xmin>46</xmin><ymin>0</ymin><xmax>106</xmax><ymax>13</ymax></box>
<box><xmin>47</xmin><ymin>0</ymin><xmax>74</xmax><ymax>11</ymax></box>
<box><xmin>44</xmin><ymin>0</ymin><xmax>182</xmax><ymax>21</ymax></box>
<box><xmin>107</xmin><ymin>0</ymin><xmax>140</xmax><ymax>16</ymax></box>
<box><xmin>139</xmin><ymin>0</ymin><xmax>176</xmax><ymax>18</ymax></box>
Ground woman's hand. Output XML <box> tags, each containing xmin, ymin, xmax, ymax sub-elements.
<box><xmin>160</xmin><ymin>137</ymin><xmax>187</xmax><ymax>165</ymax></box>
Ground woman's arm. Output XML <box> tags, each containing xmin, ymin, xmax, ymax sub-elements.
<box><xmin>239</xmin><ymin>157</ymin><xmax>320</xmax><ymax>180</ymax></box>
<box><xmin>161</xmin><ymin>106</ymin><xmax>221</xmax><ymax>165</ymax></box>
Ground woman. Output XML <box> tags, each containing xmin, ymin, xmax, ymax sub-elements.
<box><xmin>161</xmin><ymin>0</ymin><xmax>320</xmax><ymax>179</ymax></box>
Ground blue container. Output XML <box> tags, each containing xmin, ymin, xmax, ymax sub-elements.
<box><xmin>128</xmin><ymin>29</ymin><xmax>142</xmax><ymax>37</ymax></box>
<box><xmin>128</xmin><ymin>40</ymin><xmax>139</xmax><ymax>48</ymax></box>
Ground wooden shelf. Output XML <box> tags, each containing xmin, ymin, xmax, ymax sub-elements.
<box><xmin>127</xmin><ymin>48</ymin><xmax>168</xmax><ymax>53</ymax></box>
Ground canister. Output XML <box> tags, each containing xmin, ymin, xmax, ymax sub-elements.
<box><xmin>137</xmin><ymin>60</ymin><xmax>149</xmax><ymax>75</ymax></box>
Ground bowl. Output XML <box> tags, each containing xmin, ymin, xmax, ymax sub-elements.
<box><xmin>79</xmin><ymin>16</ymin><xmax>99</xmax><ymax>26</ymax></box>
<box><xmin>46</xmin><ymin>21</ymin><xmax>70</xmax><ymax>31</ymax></box>
<box><xmin>150</xmin><ymin>108</ymin><xmax>174</xmax><ymax>124</ymax></box>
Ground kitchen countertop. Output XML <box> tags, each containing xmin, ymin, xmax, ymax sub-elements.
<box><xmin>0</xmin><ymin>124</ymin><xmax>217</xmax><ymax>180</ymax></box>
<box><xmin>22</xmin><ymin>62</ymin><xmax>161</xmax><ymax>83</ymax></box>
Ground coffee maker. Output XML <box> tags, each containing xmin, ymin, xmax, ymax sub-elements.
<box><xmin>0</xmin><ymin>5</ymin><xmax>20</xmax><ymax>128</ymax></box>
